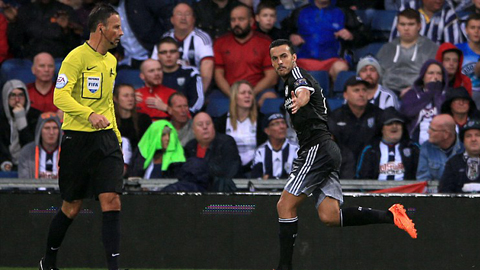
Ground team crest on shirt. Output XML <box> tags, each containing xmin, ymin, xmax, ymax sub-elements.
<box><xmin>285</xmin><ymin>85</ymin><xmax>289</xmax><ymax>97</ymax></box>
<box><xmin>87</xmin><ymin>77</ymin><xmax>101</xmax><ymax>93</ymax></box>
<box><xmin>177</xmin><ymin>77</ymin><xmax>185</xmax><ymax>86</ymax></box>
<box><xmin>367</xmin><ymin>117</ymin><xmax>375</xmax><ymax>128</ymax></box>
<box><xmin>403</xmin><ymin>148</ymin><xmax>411</xmax><ymax>157</ymax></box>
<box><xmin>293</xmin><ymin>78</ymin><xmax>308</xmax><ymax>88</ymax></box>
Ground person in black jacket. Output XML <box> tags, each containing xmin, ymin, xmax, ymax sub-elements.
<box><xmin>185</xmin><ymin>112</ymin><xmax>241</xmax><ymax>191</ymax></box>
<box><xmin>356</xmin><ymin>107</ymin><xmax>420</xmax><ymax>180</ymax></box>
<box><xmin>440</xmin><ymin>120</ymin><xmax>480</xmax><ymax>193</ymax></box>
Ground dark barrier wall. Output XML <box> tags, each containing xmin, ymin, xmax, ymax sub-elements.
<box><xmin>0</xmin><ymin>193</ymin><xmax>478</xmax><ymax>269</ymax></box>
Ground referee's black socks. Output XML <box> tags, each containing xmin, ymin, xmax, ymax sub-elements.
<box><xmin>102</xmin><ymin>210</ymin><xmax>121</xmax><ymax>270</ymax></box>
<box><xmin>340</xmin><ymin>206</ymin><xmax>393</xmax><ymax>227</ymax></box>
<box><xmin>277</xmin><ymin>217</ymin><xmax>298</xmax><ymax>270</ymax></box>
<box><xmin>44</xmin><ymin>209</ymin><xmax>73</xmax><ymax>268</ymax></box>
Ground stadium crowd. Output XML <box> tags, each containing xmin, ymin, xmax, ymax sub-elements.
<box><xmin>2</xmin><ymin>0</ymin><xmax>480</xmax><ymax>193</ymax></box>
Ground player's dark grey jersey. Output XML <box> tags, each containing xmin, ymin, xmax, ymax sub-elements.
<box><xmin>283</xmin><ymin>66</ymin><xmax>330</xmax><ymax>146</ymax></box>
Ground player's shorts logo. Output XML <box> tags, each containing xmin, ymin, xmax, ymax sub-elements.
<box><xmin>87</xmin><ymin>77</ymin><xmax>101</xmax><ymax>93</ymax></box>
<box><xmin>56</xmin><ymin>74</ymin><xmax>68</xmax><ymax>89</ymax></box>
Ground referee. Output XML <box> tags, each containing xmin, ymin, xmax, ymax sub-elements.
<box><xmin>39</xmin><ymin>4</ymin><xmax>124</xmax><ymax>270</ymax></box>
<box><xmin>269</xmin><ymin>39</ymin><xmax>418</xmax><ymax>270</ymax></box>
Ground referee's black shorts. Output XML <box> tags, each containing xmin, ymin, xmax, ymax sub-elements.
<box><xmin>59</xmin><ymin>129</ymin><xmax>124</xmax><ymax>202</ymax></box>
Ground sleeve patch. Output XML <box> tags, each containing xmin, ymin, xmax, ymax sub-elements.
<box><xmin>55</xmin><ymin>74</ymin><xmax>68</xmax><ymax>89</ymax></box>
<box><xmin>293</xmin><ymin>78</ymin><xmax>309</xmax><ymax>88</ymax></box>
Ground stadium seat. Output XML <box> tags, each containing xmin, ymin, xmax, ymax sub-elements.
<box><xmin>116</xmin><ymin>69</ymin><xmax>144</xmax><ymax>89</ymax></box>
<box><xmin>0</xmin><ymin>58</ymin><xmax>33</xmax><ymax>85</ymax></box>
<box><xmin>205</xmin><ymin>98</ymin><xmax>229</xmax><ymax>118</ymax></box>
<box><xmin>260</xmin><ymin>98</ymin><xmax>284</xmax><ymax>115</ymax></box>
<box><xmin>333</xmin><ymin>71</ymin><xmax>356</xmax><ymax>94</ymax></box>
<box><xmin>275</xmin><ymin>6</ymin><xmax>292</xmax><ymax>29</ymax></box>
<box><xmin>353</xmin><ymin>42</ymin><xmax>385</xmax><ymax>64</ymax></box>
<box><xmin>327</xmin><ymin>97</ymin><xmax>344</xmax><ymax>111</ymax></box>
<box><xmin>371</xmin><ymin>10</ymin><xmax>397</xmax><ymax>42</ymax></box>
<box><xmin>3</xmin><ymin>66</ymin><xmax>35</xmax><ymax>84</ymax></box>
<box><xmin>308</xmin><ymin>70</ymin><xmax>329</xmax><ymax>96</ymax></box>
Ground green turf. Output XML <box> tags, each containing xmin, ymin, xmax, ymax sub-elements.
<box><xmin>0</xmin><ymin>268</ymin><xmax>212</xmax><ymax>270</ymax></box>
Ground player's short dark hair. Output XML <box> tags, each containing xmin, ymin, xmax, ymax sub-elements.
<box><xmin>157</xmin><ymin>36</ymin><xmax>179</xmax><ymax>51</ymax></box>
<box><xmin>168</xmin><ymin>92</ymin><xmax>188</xmax><ymax>107</ymax></box>
<box><xmin>88</xmin><ymin>3</ymin><xmax>119</xmax><ymax>33</ymax></box>
<box><xmin>466</xmin><ymin>13</ymin><xmax>480</xmax><ymax>27</ymax></box>
<box><xmin>269</xmin><ymin>39</ymin><xmax>295</xmax><ymax>54</ymax></box>
<box><xmin>397</xmin><ymin>8</ymin><xmax>421</xmax><ymax>24</ymax></box>
<box><xmin>256</xmin><ymin>1</ymin><xmax>277</xmax><ymax>15</ymax></box>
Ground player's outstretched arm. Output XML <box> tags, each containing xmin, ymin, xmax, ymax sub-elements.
<box><xmin>290</xmin><ymin>88</ymin><xmax>310</xmax><ymax>114</ymax></box>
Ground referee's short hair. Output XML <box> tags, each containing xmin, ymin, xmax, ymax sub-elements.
<box><xmin>88</xmin><ymin>3</ymin><xmax>119</xmax><ymax>33</ymax></box>
<box><xmin>269</xmin><ymin>39</ymin><xmax>295</xmax><ymax>55</ymax></box>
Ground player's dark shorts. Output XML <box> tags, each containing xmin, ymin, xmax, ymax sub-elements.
<box><xmin>284</xmin><ymin>139</ymin><xmax>343</xmax><ymax>208</ymax></box>
<box><xmin>59</xmin><ymin>129</ymin><xmax>124</xmax><ymax>202</ymax></box>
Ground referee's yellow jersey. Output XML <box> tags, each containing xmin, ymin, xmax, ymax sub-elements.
<box><xmin>54</xmin><ymin>42</ymin><xmax>121</xmax><ymax>144</ymax></box>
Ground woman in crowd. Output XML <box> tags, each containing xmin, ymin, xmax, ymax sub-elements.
<box><xmin>215</xmin><ymin>80</ymin><xmax>266</xmax><ymax>177</ymax></box>
<box><xmin>128</xmin><ymin>120</ymin><xmax>185</xmax><ymax>179</ymax></box>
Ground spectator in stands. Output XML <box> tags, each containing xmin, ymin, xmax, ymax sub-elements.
<box><xmin>7</xmin><ymin>0</ymin><xmax>82</xmax><ymax>59</ymax></box>
<box><xmin>0</xmin><ymin>79</ymin><xmax>41</xmax><ymax>170</ymax></box>
<box><xmin>356</xmin><ymin>55</ymin><xmax>400</xmax><ymax>110</ymax></box>
<box><xmin>417</xmin><ymin>114</ymin><xmax>464</xmax><ymax>180</ymax></box>
<box><xmin>440</xmin><ymin>119</ymin><xmax>480</xmax><ymax>192</ymax></box>
<box><xmin>280</xmin><ymin>0</ymin><xmax>353</xmax><ymax>81</ymax></box>
<box><xmin>27</xmin><ymin>52</ymin><xmax>59</xmax><ymax>114</ymax></box>
<box><xmin>184</xmin><ymin>112</ymin><xmax>241</xmax><ymax>191</ymax></box>
<box><xmin>168</xmin><ymin>92</ymin><xmax>194</xmax><ymax>147</ymax></box>
<box><xmin>113</xmin><ymin>83</ymin><xmax>151</xmax><ymax>152</ymax></box>
<box><xmin>193</xmin><ymin>0</ymin><xmax>241</xmax><ymax>40</ymax></box>
<box><xmin>377</xmin><ymin>8</ymin><xmax>439</xmax><ymax>94</ymax></box>
<box><xmin>435</xmin><ymin>42</ymin><xmax>472</xmax><ymax>95</ymax></box>
<box><xmin>356</xmin><ymin>107</ymin><xmax>420</xmax><ymax>180</ymax></box>
<box><xmin>135</xmin><ymin>59</ymin><xmax>177</xmax><ymax>121</ymax></box>
<box><xmin>18</xmin><ymin>112</ymin><xmax>61</xmax><ymax>179</ymax></box>
<box><xmin>151</xmin><ymin>2</ymin><xmax>214</xmax><ymax>92</ymax></box>
<box><xmin>328</xmin><ymin>76</ymin><xmax>384</xmax><ymax>179</ymax></box>
<box><xmin>129</xmin><ymin>120</ymin><xmax>185</xmax><ymax>179</ymax></box>
<box><xmin>215</xmin><ymin>80</ymin><xmax>267</xmax><ymax>177</ymax></box>
<box><xmin>456</xmin><ymin>14</ymin><xmax>480</xmax><ymax>108</ymax></box>
<box><xmin>156</xmin><ymin>37</ymin><xmax>204</xmax><ymax>113</ymax></box>
<box><xmin>0</xmin><ymin>12</ymin><xmax>10</xmax><ymax>65</ymax></box>
<box><xmin>254</xmin><ymin>1</ymin><xmax>287</xmax><ymax>41</ymax></box>
<box><xmin>441</xmin><ymin>86</ymin><xmax>480</xmax><ymax>131</ymax></box>
<box><xmin>400</xmin><ymin>59</ymin><xmax>448</xmax><ymax>145</ymax></box>
<box><xmin>213</xmin><ymin>4</ymin><xmax>278</xmax><ymax>106</ymax></box>
<box><xmin>388</xmin><ymin>0</ymin><xmax>463</xmax><ymax>44</ymax></box>
<box><xmin>111</xmin><ymin>0</ymin><xmax>174</xmax><ymax>69</ymax></box>
<box><xmin>251</xmin><ymin>113</ymin><xmax>298</xmax><ymax>179</ymax></box>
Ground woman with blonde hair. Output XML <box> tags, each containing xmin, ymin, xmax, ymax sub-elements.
<box><xmin>215</xmin><ymin>80</ymin><xmax>267</xmax><ymax>177</ymax></box>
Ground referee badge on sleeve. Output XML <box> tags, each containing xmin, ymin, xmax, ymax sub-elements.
<box><xmin>56</xmin><ymin>74</ymin><xmax>68</xmax><ymax>89</ymax></box>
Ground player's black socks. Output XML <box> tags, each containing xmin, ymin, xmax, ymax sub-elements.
<box><xmin>340</xmin><ymin>206</ymin><xmax>393</xmax><ymax>227</ymax></box>
<box><xmin>102</xmin><ymin>211</ymin><xmax>121</xmax><ymax>270</ymax></box>
<box><xmin>277</xmin><ymin>217</ymin><xmax>298</xmax><ymax>270</ymax></box>
<box><xmin>44</xmin><ymin>209</ymin><xmax>73</xmax><ymax>268</ymax></box>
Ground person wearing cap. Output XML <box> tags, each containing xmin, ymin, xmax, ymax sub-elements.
<box><xmin>0</xmin><ymin>79</ymin><xmax>42</xmax><ymax>172</ymax></box>
<box><xmin>439</xmin><ymin>119</ymin><xmax>480</xmax><ymax>193</ymax></box>
<box><xmin>328</xmin><ymin>75</ymin><xmax>384</xmax><ymax>179</ymax></box>
<box><xmin>435</xmin><ymin>43</ymin><xmax>472</xmax><ymax>95</ymax></box>
<box><xmin>251</xmin><ymin>113</ymin><xmax>298</xmax><ymax>179</ymax></box>
<box><xmin>356</xmin><ymin>55</ymin><xmax>400</xmax><ymax>110</ymax></box>
<box><xmin>18</xmin><ymin>112</ymin><xmax>62</xmax><ymax>179</ymax></box>
<box><xmin>400</xmin><ymin>59</ymin><xmax>449</xmax><ymax>145</ymax></box>
<box><xmin>417</xmin><ymin>114</ymin><xmax>464</xmax><ymax>181</ymax></box>
<box><xmin>356</xmin><ymin>107</ymin><xmax>420</xmax><ymax>180</ymax></box>
<box><xmin>441</xmin><ymin>86</ymin><xmax>480</xmax><ymax>132</ymax></box>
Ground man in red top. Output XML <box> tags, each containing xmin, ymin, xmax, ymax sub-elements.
<box><xmin>135</xmin><ymin>59</ymin><xmax>177</xmax><ymax>121</ymax></box>
<box><xmin>27</xmin><ymin>52</ymin><xmax>59</xmax><ymax>113</ymax></box>
<box><xmin>214</xmin><ymin>4</ymin><xmax>278</xmax><ymax>106</ymax></box>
